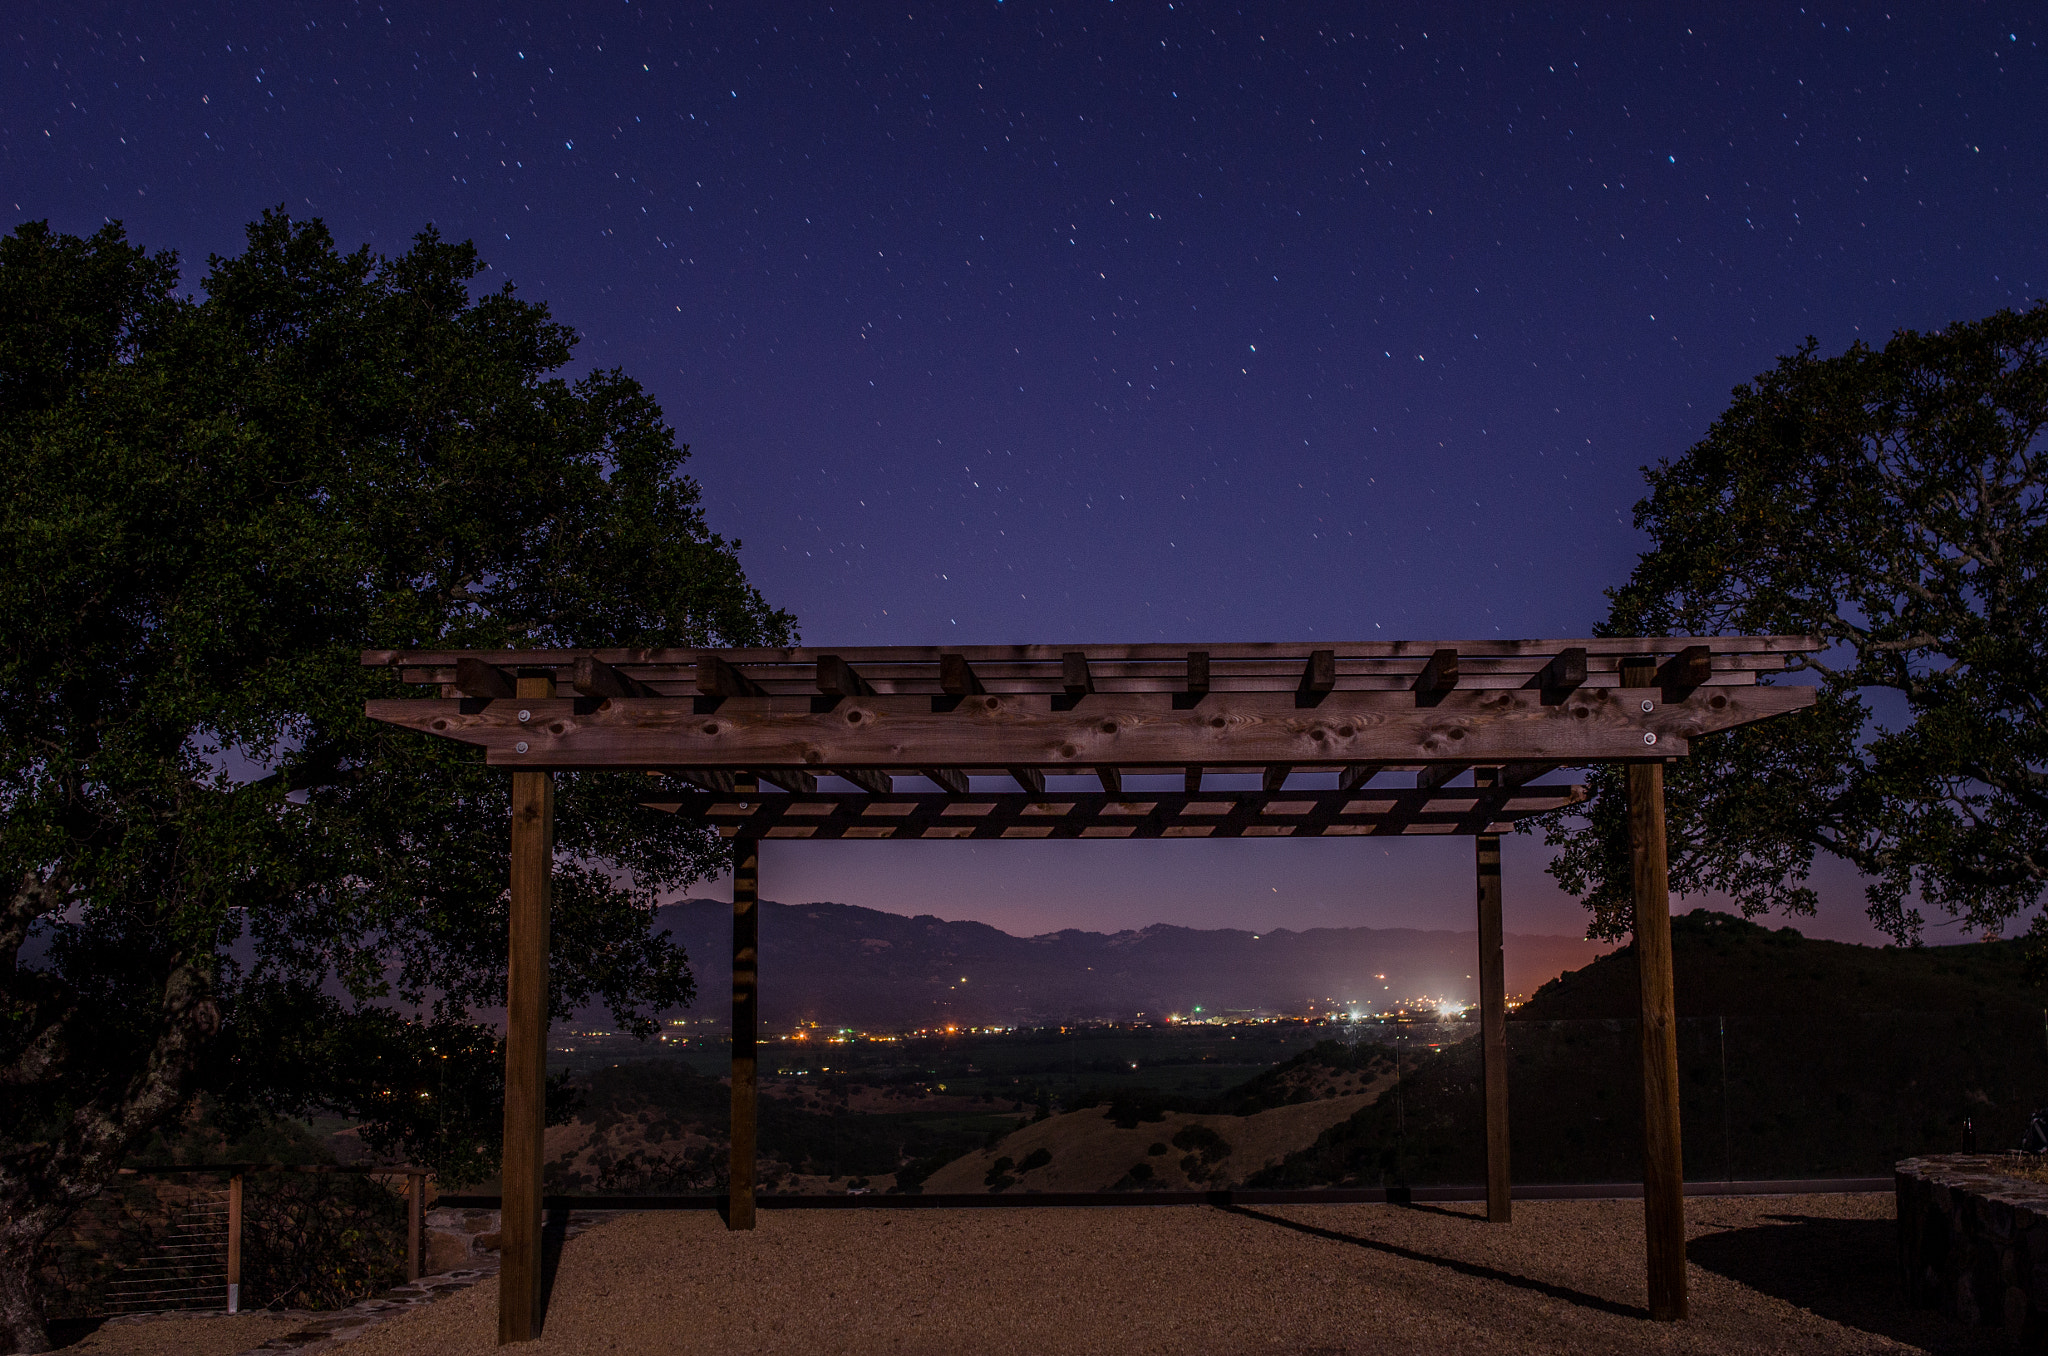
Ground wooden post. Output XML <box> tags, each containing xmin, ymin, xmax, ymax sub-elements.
<box><xmin>500</xmin><ymin>673</ymin><xmax>555</xmax><ymax>1345</ymax></box>
<box><xmin>225</xmin><ymin>1173</ymin><xmax>242</xmax><ymax>1314</ymax></box>
<box><xmin>1629</xmin><ymin>757</ymin><xmax>1688</xmax><ymax>1321</ymax></box>
<box><xmin>1473</xmin><ymin>769</ymin><xmax>1511</xmax><ymax>1224</ymax></box>
<box><xmin>407</xmin><ymin>1171</ymin><xmax>422</xmax><ymax>1282</ymax></box>
<box><xmin>729</xmin><ymin>813</ymin><xmax>760</xmax><ymax>1230</ymax></box>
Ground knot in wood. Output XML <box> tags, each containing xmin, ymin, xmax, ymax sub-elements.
<box><xmin>1060</xmin><ymin>743</ymin><xmax>1078</xmax><ymax>758</ymax></box>
<box><xmin>702</xmin><ymin>722</ymin><xmax>720</xmax><ymax>735</ymax></box>
<box><xmin>1100</xmin><ymin>720</ymin><xmax>1119</xmax><ymax>734</ymax></box>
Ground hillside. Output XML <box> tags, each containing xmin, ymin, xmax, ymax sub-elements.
<box><xmin>1517</xmin><ymin>908</ymin><xmax>2037</xmax><ymax>1020</ymax></box>
<box><xmin>1248</xmin><ymin>911</ymin><xmax>2048</xmax><ymax>1188</ymax></box>
<box><xmin>542</xmin><ymin>1060</ymin><xmax>1025</xmax><ymax>1196</ymax></box>
<box><xmin>644</xmin><ymin>898</ymin><xmax>1610</xmax><ymax>1030</ymax></box>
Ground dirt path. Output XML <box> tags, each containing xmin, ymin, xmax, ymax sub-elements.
<box><xmin>257</xmin><ymin>1193</ymin><xmax>1997</xmax><ymax>1355</ymax></box>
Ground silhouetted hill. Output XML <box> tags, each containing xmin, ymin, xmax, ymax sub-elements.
<box><xmin>648</xmin><ymin>899</ymin><xmax>1610</xmax><ymax>1030</ymax></box>
<box><xmin>1517</xmin><ymin>908</ymin><xmax>2037</xmax><ymax>1020</ymax></box>
<box><xmin>1247</xmin><ymin>911</ymin><xmax>2048</xmax><ymax>1187</ymax></box>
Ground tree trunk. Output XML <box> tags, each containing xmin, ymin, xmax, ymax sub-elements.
<box><xmin>0</xmin><ymin>1202</ymin><xmax>62</xmax><ymax>1354</ymax></box>
<box><xmin>0</xmin><ymin>956</ymin><xmax>218</xmax><ymax>1353</ymax></box>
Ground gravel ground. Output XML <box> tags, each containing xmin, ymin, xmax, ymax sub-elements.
<box><xmin>70</xmin><ymin>1194</ymin><xmax>2003</xmax><ymax>1356</ymax></box>
<box><xmin>57</xmin><ymin>1312</ymin><xmax>304</xmax><ymax>1355</ymax></box>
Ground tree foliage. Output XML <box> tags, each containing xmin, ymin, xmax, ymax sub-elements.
<box><xmin>0</xmin><ymin>212</ymin><xmax>792</xmax><ymax>1350</ymax></box>
<box><xmin>1539</xmin><ymin>304</ymin><xmax>2048</xmax><ymax>944</ymax></box>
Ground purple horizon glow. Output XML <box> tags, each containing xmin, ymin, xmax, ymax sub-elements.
<box><xmin>10</xmin><ymin>5</ymin><xmax>2041</xmax><ymax>949</ymax></box>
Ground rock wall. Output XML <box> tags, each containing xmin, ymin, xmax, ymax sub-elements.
<box><xmin>1897</xmin><ymin>1154</ymin><xmax>2048</xmax><ymax>1348</ymax></box>
<box><xmin>423</xmin><ymin>1207</ymin><xmax>501</xmax><ymax>1277</ymax></box>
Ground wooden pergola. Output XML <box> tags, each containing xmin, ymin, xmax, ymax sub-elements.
<box><xmin>362</xmin><ymin>636</ymin><xmax>1818</xmax><ymax>1339</ymax></box>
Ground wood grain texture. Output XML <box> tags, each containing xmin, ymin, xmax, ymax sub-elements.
<box><xmin>366</xmin><ymin>685</ymin><xmax>1817</xmax><ymax>772</ymax></box>
<box><xmin>368</xmin><ymin>635</ymin><xmax>1822</xmax><ymax>670</ymax></box>
<box><xmin>1415</xmin><ymin>762</ymin><xmax>1470</xmax><ymax>792</ymax></box>
<box><xmin>227</xmin><ymin>1174</ymin><xmax>243</xmax><ymax>1312</ymax></box>
<box><xmin>639</xmin><ymin>787</ymin><xmax>1584</xmax><ymax>839</ymax></box>
<box><xmin>940</xmin><ymin>654</ymin><xmax>985</xmax><ymax>695</ymax></box>
<box><xmin>1656</xmin><ymin>645</ymin><xmax>1713</xmax><ymax>699</ymax></box>
<box><xmin>1473</xmin><ymin>768</ymin><xmax>1511</xmax><ymax>1225</ymax></box>
<box><xmin>729</xmin><ymin>828</ymin><xmax>759</xmax><ymax>1231</ymax></box>
<box><xmin>571</xmin><ymin>655</ymin><xmax>652</xmax><ymax>699</ymax></box>
<box><xmin>815</xmin><ymin>655</ymin><xmax>873</xmax><ymax>698</ymax></box>
<box><xmin>832</xmin><ymin>767</ymin><xmax>892</xmax><ymax>795</ymax></box>
<box><xmin>1533</xmin><ymin>647</ymin><xmax>1587</xmax><ymax>698</ymax></box>
<box><xmin>499</xmin><ymin>674</ymin><xmax>555</xmax><ymax>1344</ymax></box>
<box><xmin>1338</xmin><ymin>763</ymin><xmax>1383</xmax><ymax>791</ymax></box>
<box><xmin>696</xmin><ymin>653</ymin><xmax>764</xmax><ymax>698</ymax></box>
<box><xmin>1413</xmin><ymin>648</ymin><xmax>1459</xmax><ymax>700</ymax></box>
<box><xmin>454</xmin><ymin>656</ymin><xmax>513</xmax><ymax>700</ymax></box>
<box><xmin>1629</xmin><ymin>760</ymin><xmax>1688</xmax><ymax>1322</ymax></box>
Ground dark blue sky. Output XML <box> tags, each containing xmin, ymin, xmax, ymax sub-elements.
<box><xmin>9</xmin><ymin>4</ymin><xmax>2043</xmax><ymax>945</ymax></box>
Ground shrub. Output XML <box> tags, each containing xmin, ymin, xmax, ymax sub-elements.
<box><xmin>1171</xmin><ymin>1124</ymin><xmax>1232</xmax><ymax>1165</ymax></box>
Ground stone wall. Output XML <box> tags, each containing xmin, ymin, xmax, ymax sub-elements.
<box><xmin>1897</xmin><ymin>1154</ymin><xmax>2048</xmax><ymax>1348</ymax></box>
<box><xmin>423</xmin><ymin>1207</ymin><xmax>501</xmax><ymax>1277</ymax></box>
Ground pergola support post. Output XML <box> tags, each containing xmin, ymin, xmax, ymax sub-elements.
<box><xmin>499</xmin><ymin>673</ymin><xmax>555</xmax><ymax>1345</ymax></box>
<box><xmin>1628</xmin><ymin>759</ymin><xmax>1688</xmax><ymax>1321</ymax></box>
<box><xmin>1473</xmin><ymin>769</ymin><xmax>1511</xmax><ymax>1223</ymax></box>
<box><xmin>729</xmin><ymin>827</ymin><xmax>760</xmax><ymax>1230</ymax></box>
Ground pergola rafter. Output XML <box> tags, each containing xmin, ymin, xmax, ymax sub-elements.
<box><xmin>362</xmin><ymin>635</ymin><xmax>1820</xmax><ymax>1340</ymax></box>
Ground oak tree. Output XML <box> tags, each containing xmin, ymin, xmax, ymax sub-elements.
<box><xmin>0</xmin><ymin>212</ymin><xmax>792</xmax><ymax>1351</ymax></box>
<box><xmin>1541</xmin><ymin>304</ymin><xmax>2048</xmax><ymax>947</ymax></box>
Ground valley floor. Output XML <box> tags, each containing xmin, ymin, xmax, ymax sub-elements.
<box><xmin>71</xmin><ymin>1192</ymin><xmax>2002</xmax><ymax>1355</ymax></box>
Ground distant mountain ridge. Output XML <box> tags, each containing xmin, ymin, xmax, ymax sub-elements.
<box><xmin>648</xmin><ymin>899</ymin><xmax>1610</xmax><ymax>1030</ymax></box>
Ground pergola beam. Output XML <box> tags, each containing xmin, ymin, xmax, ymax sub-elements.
<box><xmin>697</xmin><ymin>653</ymin><xmax>765</xmax><ymax>698</ymax></box>
<box><xmin>815</xmin><ymin>654</ymin><xmax>875</xmax><ymax>698</ymax></box>
<box><xmin>1062</xmin><ymin>651</ymin><xmax>1095</xmax><ymax>697</ymax></box>
<box><xmin>1531</xmin><ymin>647</ymin><xmax>1587</xmax><ymax>702</ymax></box>
<box><xmin>571</xmin><ymin>655</ymin><xmax>653</xmax><ymax>699</ymax></box>
<box><xmin>1415</xmin><ymin>762</ymin><xmax>1470</xmax><ymax>792</ymax></box>
<box><xmin>1473</xmin><ymin>767</ymin><xmax>1510</xmax><ymax>1224</ymax></box>
<box><xmin>455</xmin><ymin>657</ymin><xmax>515</xmax><ymax>700</ymax></box>
<box><xmin>671</xmin><ymin>767</ymin><xmax>738</xmax><ymax>794</ymax></box>
<box><xmin>941</xmin><ymin>654</ymin><xmax>985</xmax><ymax>695</ymax></box>
<box><xmin>1339</xmin><ymin>762</ymin><xmax>1383</xmax><ymax>791</ymax></box>
<box><xmin>832</xmin><ymin>767</ymin><xmax>892</xmax><ymax>795</ymax></box>
<box><xmin>640</xmin><ymin>787</ymin><xmax>1584</xmax><ymax>839</ymax></box>
<box><xmin>1656</xmin><ymin>645</ymin><xmax>1713</xmax><ymax>700</ymax></box>
<box><xmin>1499</xmin><ymin>760</ymin><xmax>1562</xmax><ymax>788</ymax></box>
<box><xmin>367</xmin><ymin>684</ymin><xmax>1816</xmax><ymax>772</ymax></box>
<box><xmin>1413</xmin><ymin>648</ymin><xmax>1459</xmax><ymax>705</ymax></box>
<box><xmin>752</xmin><ymin>768</ymin><xmax>818</xmax><ymax>795</ymax></box>
<box><xmin>921</xmin><ymin>767</ymin><xmax>970</xmax><ymax>795</ymax></box>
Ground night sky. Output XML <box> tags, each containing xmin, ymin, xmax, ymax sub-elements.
<box><xmin>9</xmin><ymin>5</ymin><xmax>2044</xmax><ymax>947</ymax></box>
